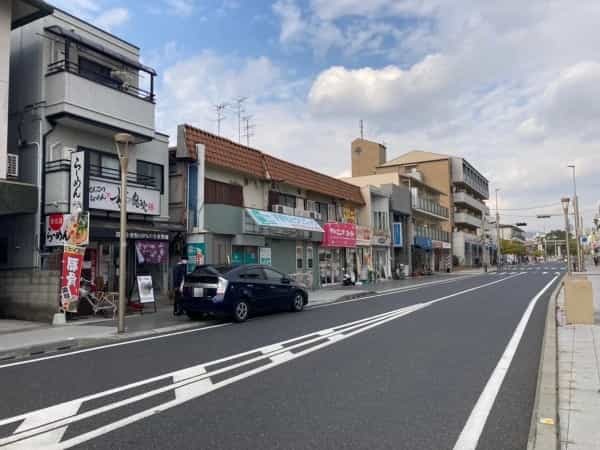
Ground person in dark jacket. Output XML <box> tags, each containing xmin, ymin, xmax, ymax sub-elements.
<box><xmin>172</xmin><ymin>256</ymin><xmax>188</xmax><ymax>316</ymax></box>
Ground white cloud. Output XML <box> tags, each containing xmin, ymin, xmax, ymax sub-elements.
<box><xmin>155</xmin><ymin>0</ymin><xmax>600</xmax><ymax>231</ymax></box>
<box><xmin>94</xmin><ymin>8</ymin><xmax>130</xmax><ymax>30</ymax></box>
<box><xmin>164</xmin><ymin>0</ymin><xmax>196</xmax><ymax>17</ymax></box>
<box><xmin>272</xmin><ymin>0</ymin><xmax>305</xmax><ymax>44</ymax></box>
<box><xmin>50</xmin><ymin>1</ymin><xmax>129</xmax><ymax>31</ymax></box>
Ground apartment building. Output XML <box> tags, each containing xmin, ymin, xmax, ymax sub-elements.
<box><xmin>170</xmin><ymin>125</ymin><xmax>365</xmax><ymax>289</ymax></box>
<box><xmin>2</xmin><ymin>9</ymin><xmax>170</xmax><ymax>295</ymax></box>
<box><xmin>499</xmin><ymin>224</ymin><xmax>526</xmax><ymax>243</ymax></box>
<box><xmin>343</xmin><ymin>173</ymin><xmax>412</xmax><ymax>277</ymax></box>
<box><xmin>352</xmin><ymin>145</ymin><xmax>452</xmax><ymax>272</ymax></box>
<box><xmin>0</xmin><ymin>1</ymin><xmax>53</xmax><ymax>241</ymax></box>
<box><xmin>376</xmin><ymin>150</ymin><xmax>489</xmax><ymax>268</ymax></box>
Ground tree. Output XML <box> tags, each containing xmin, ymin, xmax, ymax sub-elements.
<box><xmin>543</xmin><ymin>229</ymin><xmax>577</xmax><ymax>256</ymax></box>
<box><xmin>501</xmin><ymin>239</ymin><xmax>526</xmax><ymax>256</ymax></box>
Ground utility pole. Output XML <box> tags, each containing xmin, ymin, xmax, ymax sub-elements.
<box><xmin>242</xmin><ymin>115</ymin><xmax>255</xmax><ymax>146</ymax></box>
<box><xmin>568</xmin><ymin>164</ymin><xmax>583</xmax><ymax>271</ymax></box>
<box><xmin>495</xmin><ymin>188</ymin><xmax>501</xmax><ymax>269</ymax></box>
<box><xmin>233</xmin><ymin>97</ymin><xmax>247</xmax><ymax>144</ymax></box>
<box><xmin>360</xmin><ymin>120</ymin><xmax>364</xmax><ymax>139</ymax></box>
<box><xmin>214</xmin><ymin>103</ymin><xmax>227</xmax><ymax>136</ymax></box>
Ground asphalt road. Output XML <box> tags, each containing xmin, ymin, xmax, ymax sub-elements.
<box><xmin>0</xmin><ymin>263</ymin><xmax>565</xmax><ymax>449</ymax></box>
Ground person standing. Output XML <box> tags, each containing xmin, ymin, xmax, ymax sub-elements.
<box><xmin>173</xmin><ymin>256</ymin><xmax>188</xmax><ymax>316</ymax></box>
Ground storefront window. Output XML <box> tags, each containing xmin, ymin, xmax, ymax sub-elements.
<box><xmin>296</xmin><ymin>245</ymin><xmax>304</xmax><ymax>269</ymax></box>
<box><xmin>232</xmin><ymin>246</ymin><xmax>258</xmax><ymax>265</ymax></box>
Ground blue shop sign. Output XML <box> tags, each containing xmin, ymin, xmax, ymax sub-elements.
<box><xmin>414</xmin><ymin>235</ymin><xmax>432</xmax><ymax>250</ymax></box>
<box><xmin>392</xmin><ymin>222</ymin><xmax>403</xmax><ymax>247</ymax></box>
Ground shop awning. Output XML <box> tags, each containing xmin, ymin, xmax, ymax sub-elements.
<box><xmin>414</xmin><ymin>236</ymin><xmax>432</xmax><ymax>250</ymax></box>
<box><xmin>245</xmin><ymin>209</ymin><xmax>323</xmax><ymax>233</ymax></box>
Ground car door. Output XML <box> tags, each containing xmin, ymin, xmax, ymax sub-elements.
<box><xmin>237</xmin><ymin>267</ymin><xmax>269</xmax><ymax>311</ymax></box>
<box><xmin>262</xmin><ymin>267</ymin><xmax>293</xmax><ymax>310</ymax></box>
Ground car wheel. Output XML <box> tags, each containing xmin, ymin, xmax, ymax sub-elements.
<box><xmin>291</xmin><ymin>292</ymin><xmax>305</xmax><ymax>312</ymax></box>
<box><xmin>233</xmin><ymin>300</ymin><xmax>249</xmax><ymax>322</ymax></box>
<box><xmin>186</xmin><ymin>311</ymin><xmax>205</xmax><ymax>321</ymax></box>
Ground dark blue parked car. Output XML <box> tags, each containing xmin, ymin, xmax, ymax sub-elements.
<box><xmin>182</xmin><ymin>264</ymin><xmax>309</xmax><ymax>322</ymax></box>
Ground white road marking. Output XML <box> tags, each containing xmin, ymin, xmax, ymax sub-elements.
<box><xmin>0</xmin><ymin>276</ymin><xmax>479</xmax><ymax>370</ymax></box>
<box><xmin>0</xmin><ymin>322</ymin><xmax>233</xmax><ymax>370</ymax></box>
<box><xmin>0</xmin><ymin>274</ymin><xmax>523</xmax><ymax>449</ymax></box>
<box><xmin>453</xmin><ymin>276</ymin><xmax>558</xmax><ymax>450</ymax></box>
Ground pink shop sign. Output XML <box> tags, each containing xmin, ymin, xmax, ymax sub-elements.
<box><xmin>322</xmin><ymin>223</ymin><xmax>356</xmax><ymax>248</ymax></box>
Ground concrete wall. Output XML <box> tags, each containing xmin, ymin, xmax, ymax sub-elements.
<box><xmin>0</xmin><ymin>269</ymin><xmax>60</xmax><ymax>322</ymax></box>
<box><xmin>0</xmin><ymin>0</ymin><xmax>10</xmax><ymax>180</ymax></box>
<box><xmin>351</xmin><ymin>138</ymin><xmax>387</xmax><ymax>177</ymax></box>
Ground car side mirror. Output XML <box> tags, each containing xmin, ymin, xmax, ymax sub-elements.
<box><xmin>281</xmin><ymin>277</ymin><xmax>291</xmax><ymax>284</ymax></box>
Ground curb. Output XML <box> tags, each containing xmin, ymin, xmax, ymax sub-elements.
<box><xmin>0</xmin><ymin>321</ymin><xmax>212</xmax><ymax>363</ymax></box>
<box><xmin>527</xmin><ymin>276</ymin><xmax>563</xmax><ymax>450</ymax></box>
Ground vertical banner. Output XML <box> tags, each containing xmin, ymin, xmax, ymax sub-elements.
<box><xmin>70</xmin><ymin>150</ymin><xmax>86</xmax><ymax>213</ymax></box>
<box><xmin>393</xmin><ymin>222</ymin><xmax>403</xmax><ymax>247</ymax></box>
<box><xmin>187</xmin><ymin>242</ymin><xmax>206</xmax><ymax>273</ymax></box>
<box><xmin>60</xmin><ymin>245</ymin><xmax>85</xmax><ymax>311</ymax></box>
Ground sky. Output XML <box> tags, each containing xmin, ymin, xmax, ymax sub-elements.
<box><xmin>50</xmin><ymin>0</ymin><xmax>600</xmax><ymax>233</ymax></box>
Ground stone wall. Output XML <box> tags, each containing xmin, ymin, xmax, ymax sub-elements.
<box><xmin>0</xmin><ymin>270</ymin><xmax>60</xmax><ymax>322</ymax></box>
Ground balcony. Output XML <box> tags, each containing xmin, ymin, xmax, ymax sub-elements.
<box><xmin>43</xmin><ymin>160</ymin><xmax>162</xmax><ymax>216</ymax></box>
<box><xmin>415</xmin><ymin>225</ymin><xmax>450</xmax><ymax>242</ymax></box>
<box><xmin>412</xmin><ymin>197</ymin><xmax>449</xmax><ymax>220</ymax></box>
<box><xmin>454</xmin><ymin>191</ymin><xmax>485</xmax><ymax>212</ymax></box>
<box><xmin>454</xmin><ymin>211</ymin><xmax>482</xmax><ymax>228</ymax></box>
<box><xmin>45</xmin><ymin>61</ymin><xmax>156</xmax><ymax>139</ymax></box>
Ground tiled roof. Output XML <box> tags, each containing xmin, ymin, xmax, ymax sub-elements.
<box><xmin>183</xmin><ymin>125</ymin><xmax>364</xmax><ymax>205</ymax></box>
<box><xmin>263</xmin><ymin>155</ymin><xmax>364</xmax><ymax>205</ymax></box>
<box><xmin>184</xmin><ymin>126</ymin><xmax>266</xmax><ymax>179</ymax></box>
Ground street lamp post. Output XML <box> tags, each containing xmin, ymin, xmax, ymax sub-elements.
<box><xmin>495</xmin><ymin>188</ymin><xmax>502</xmax><ymax>269</ymax></box>
<box><xmin>568</xmin><ymin>164</ymin><xmax>583</xmax><ymax>271</ymax></box>
<box><xmin>561</xmin><ymin>197</ymin><xmax>572</xmax><ymax>275</ymax></box>
<box><xmin>114</xmin><ymin>133</ymin><xmax>135</xmax><ymax>334</ymax></box>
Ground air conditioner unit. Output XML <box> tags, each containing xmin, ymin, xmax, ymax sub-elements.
<box><xmin>309</xmin><ymin>211</ymin><xmax>322</xmax><ymax>220</ymax></box>
<box><xmin>110</xmin><ymin>70</ymin><xmax>135</xmax><ymax>89</ymax></box>
<box><xmin>7</xmin><ymin>153</ymin><xmax>18</xmax><ymax>178</ymax></box>
<box><xmin>272</xmin><ymin>204</ymin><xmax>285</xmax><ymax>214</ymax></box>
<box><xmin>281</xmin><ymin>206</ymin><xmax>295</xmax><ymax>216</ymax></box>
<box><xmin>410</xmin><ymin>168</ymin><xmax>423</xmax><ymax>181</ymax></box>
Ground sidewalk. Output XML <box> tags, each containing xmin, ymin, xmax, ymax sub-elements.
<box><xmin>0</xmin><ymin>272</ymin><xmax>474</xmax><ymax>362</ymax></box>
<box><xmin>557</xmin><ymin>262</ymin><xmax>600</xmax><ymax>450</ymax></box>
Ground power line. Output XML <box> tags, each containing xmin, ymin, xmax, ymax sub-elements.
<box><xmin>489</xmin><ymin>202</ymin><xmax>561</xmax><ymax>211</ymax></box>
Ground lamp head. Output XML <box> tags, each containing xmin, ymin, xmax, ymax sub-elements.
<box><xmin>561</xmin><ymin>197</ymin><xmax>570</xmax><ymax>213</ymax></box>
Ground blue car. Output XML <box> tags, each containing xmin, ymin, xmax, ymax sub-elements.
<box><xmin>182</xmin><ymin>264</ymin><xmax>309</xmax><ymax>322</ymax></box>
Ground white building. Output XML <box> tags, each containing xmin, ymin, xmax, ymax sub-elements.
<box><xmin>1</xmin><ymin>7</ymin><xmax>170</xmax><ymax>295</ymax></box>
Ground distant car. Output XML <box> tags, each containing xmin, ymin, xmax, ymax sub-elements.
<box><xmin>181</xmin><ymin>264</ymin><xmax>309</xmax><ymax>322</ymax></box>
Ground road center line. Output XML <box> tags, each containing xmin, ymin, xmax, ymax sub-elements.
<box><xmin>453</xmin><ymin>275</ymin><xmax>558</xmax><ymax>450</ymax></box>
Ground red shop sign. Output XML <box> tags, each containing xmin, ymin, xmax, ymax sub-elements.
<box><xmin>322</xmin><ymin>223</ymin><xmax>356</xmax><ymax>248</ymax></box>
<box><xmin>61</xmin><ymin>245</ymin><xmax>85</xmax><ymax>307</ymax></box>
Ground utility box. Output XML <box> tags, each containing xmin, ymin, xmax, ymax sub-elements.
<box><xmin>564</xmin><ymin>276</ymin><xmax>595</xmax><ymax>325</ymax></box>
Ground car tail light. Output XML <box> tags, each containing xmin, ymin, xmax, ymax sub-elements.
<box><xmin>216</xmin><ymin>277</ymin><xmax>228</xmax><ymax>295</ymax></box>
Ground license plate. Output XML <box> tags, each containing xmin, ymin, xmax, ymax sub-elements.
<box><xmin>193</xmin><ymin>288</ymin><xmax>204</xmax><ymax>297</ymax></box>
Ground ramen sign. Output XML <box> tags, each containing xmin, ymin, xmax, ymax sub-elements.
<box><xmin>45</xmin><ymin>213</ymin><xmax>90</xmax><ymax>247</ymax></box>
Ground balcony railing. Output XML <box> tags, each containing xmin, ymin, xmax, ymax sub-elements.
<box><xmin>47</xmin><ymin>60</ymin><xmax>155</xmax><ymax>103</ymax></box>
<box><xmin>412</xmin><ymin>197</ymin><xmax>449</xmax><ymax>218</ymax></box>
<box><xmin>89</xmin><ymin>164</ymin><xmax>159</xmax><ymax>190</ymax></box>
<box><xmin>415</xmin><ymin>225</ymin><xmax>450</xmax><ymax>242</ymax></box>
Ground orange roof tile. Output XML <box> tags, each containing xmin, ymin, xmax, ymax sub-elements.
<box><xmin>183</xmin><ymin>125</ymin><xmax>364</xmax><ymax>205</ymax></box>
